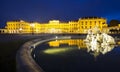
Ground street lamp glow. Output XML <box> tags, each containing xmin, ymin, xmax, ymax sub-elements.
<box><xmin>55</xmin><ymin>36</ymin><xmax>58</xmax><ymax>39</ymax></box>
<box><xmin>30</xmin><ymin>23</ymin><xmax>35</xmax><ymax>34</ymax></box>
<box><xmin>19</xmin><ymin>28</ymin><xmax>22</xmax><ymax>31</ymax></box>
<box><xmin>30</xmin><ymin>23</ymin><xmax>35</xmax><ymax>27</ymax></box>
<box><xmin>19</xmin><ymin>28</ymin><xmax>22</xmax><ymax>33</ymax></box>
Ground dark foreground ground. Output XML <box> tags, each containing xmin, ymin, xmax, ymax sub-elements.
<box><xmin>0</xmin><ymin>34</ymin><xmax>119</xmax><ymax>72</ymax></box>
<box><xmin>0</xmin><ymin>34</ymin><xmax>54</xmax><ymax>72</ymax></box>
<box><xmin>0</xmin><ymin>34</ymin><xmax>82</xmax><ymax>72</ymax></box>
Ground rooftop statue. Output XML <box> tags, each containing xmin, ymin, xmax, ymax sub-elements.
<box><xmin>84</xmin><ymin>27</ymin><xmax>115</xmax><ymax>56</ymax></box>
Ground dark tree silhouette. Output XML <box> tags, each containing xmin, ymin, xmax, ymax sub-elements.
<box><xmin>109</xmin><ymin>20</ymin><xmax>120</xmax><ymax>27</ymax></box>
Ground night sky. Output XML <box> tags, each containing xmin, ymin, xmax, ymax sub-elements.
<box><xmin>0</xmin><ymin>0</ymin><xmax>120</xmax><ymax>28</ymax></box>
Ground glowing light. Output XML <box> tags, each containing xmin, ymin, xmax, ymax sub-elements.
<box><xmin>30</xmin><ymin>23</ymin><xmax>35</xmax><ymax>27</ymax></box>
<box><xmin>19</xmin><ymin>28</ymin><xmax>22</xmax><ymax>31</ymax></box>
<box><xmin>43</xmin><ymin>48</ymin><xmax>73</xmax><ymax>54</ymax></box>
<box><xmin>118</xmin><ymin>41</ymin><xmax>120</xmax><ymax>45</ymax></box>
<box><xmin>84</xmin><ymin>28</ymin><xmax>115</xmax><ymax>55</ymax></box>
<box><xmin>55</xmin><ymin>36</ymin><xmax>58</xmax><ymax>39</ymax></box>
<box><xmin>49</xmin><ymin>20</ymin><xmax>59</xmax><ymax>24</ymax></box>
<box><xmin>19</xmin><ymin>28</ymin><xmax>22</xmax><ymax>33</ymax></box>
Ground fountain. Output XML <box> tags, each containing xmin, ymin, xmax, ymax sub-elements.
<box><xmin>84</xmin><ymin>28</ymin><xmax>115</xmax><ymax>56</ymax></box>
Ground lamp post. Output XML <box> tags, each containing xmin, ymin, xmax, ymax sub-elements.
<box><xmin>30</xmin><ymin>23</ymin><xmax>35</xmax><ymax>35</ymax></box>
<box><xmin>19</xmin><ymin>28</ymin><xmax>22</xmax><ymax>34</ymax></box>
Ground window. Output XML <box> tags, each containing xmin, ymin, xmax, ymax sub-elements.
<box><xmin>90</xmin><ymin>26</ymin><xmax>92</xmax><ymax>29</ymax></box>
<box><xmin>81</xmin><ymin>26</ymin><xmax>83</xmax><ymax>29</ymax></box>
<box><xmin>99</xmin><ymin>21</ymin><xmax>101</xmax><ymax>24</ymax></box>
<box><xmin>90</xmin><ymin>21</ymin><xmax>92</xmax><ymax>25</ymax></box>
<box><xmin>81</xmin><ymin>21</ymin><xmax>83</xmax><ymax>25</ymax></box>
<box><xmin>85</xmin><ymin>21</ymin><xmax>87</xmax><ymax>25</ymax></box>
<box><xmin>95</xmin><ymin>21</ymin><xmax>96</xmax><ymax>24</ymax></box>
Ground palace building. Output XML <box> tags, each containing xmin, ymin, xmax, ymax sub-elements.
<box><xmin>78</xmin><ymin>17</ymin><xmax>107</xmax><ymax>33</ymax></box>
<box><xmin>0</xmin><ymin>17</ymin><xmax>108</xmax><ymax>34</ymax></box>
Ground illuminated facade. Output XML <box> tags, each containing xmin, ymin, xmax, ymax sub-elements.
<box><xmin>0</xmin><ymin>29</ymin><xmax>7</xmax><ymax>33</ymax></box>
<box><xmin>0</xmin><ymin>17</ymin><xmax>108</xmax><ymax>34</ymax></box>
<box><xmin>78</xmin><ymin>17</ymin><xmax>107</xmax><ymax>33</ymax></box>
<box><xmin>108</xmin><ymin>26</ymin><xmax>120</xmax><ymax>34</ymax></box>
<box><xmin>5</xmin><ymin>20</ymin><xmax>30</xmax><ymax>33</ymax></box>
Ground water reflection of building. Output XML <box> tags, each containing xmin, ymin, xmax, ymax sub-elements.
<box><xmin>0</xmin><ymin>17</ymin><xmax>108</xmax><ymax>34</ymax></box>
<box><xmin>48</xmin><ymin>39</ymin><xmax>86</xmax><ymax>48</ymax></box>
<box><xmin>48</xmin><ymin>38</ymin><xmax>115</xmax><ymax>57</ymax></box>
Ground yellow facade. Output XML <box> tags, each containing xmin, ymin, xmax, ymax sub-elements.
<box><xmin>78</xmin><ymin>17</ymin><xmax>107</xmax><ymax>33</ymax></box>
<box><xmin>42</xmin><ymin>20</ymin><xmax>70</xmax><ymax>33</ymax></box>
<box><xmin>1</xmin><ymin>17</ymin><xmax>108</xmax><ymax>34</ymax></box>
<box><xmin>5</xmin><ymin>20</ymin><xmax>42</xmax><ymax>34</ymax></box>
<box><xmin>30</xmin><ymin>22</ymin><xmax>42</xmax><ymax>33</ymax></box>
<box><xmin>119</xmin><ymin>24</ymin><xmax>120</xmax><ymax>27</ymax></box>
<box><xmin>5</xmin><ymin>20</ymin><xmax>30</xmax><ymax>33</ymax></box>
<box><xmin>0</xmin><ymin>29</ymin><xmax>7</xmax><ymax>33</ymax></box>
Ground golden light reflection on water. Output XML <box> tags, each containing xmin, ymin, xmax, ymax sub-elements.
<box><xmin>43</xmin><ymin>47</ymin><xmax>75</xmax><ymax>54</ymax></box>
<box><xmin>48</xmin><ymin>39</ymin><xmax>86</xmax><ymax>48</ymax></box>
<box><xmin>45</xmin><ymin>39</ymin><xmax>116</xmax><ymax>56</ymax></box>
<box><xmin>43</xmin><ymin>39</ymin><xmax>85</xmax><ymax>54</ymax></box>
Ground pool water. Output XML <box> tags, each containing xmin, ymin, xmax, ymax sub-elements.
<box><xmin>32</xmin><ymin>39</ymin><xmax>120</xmax><ymax>72</ymax></box>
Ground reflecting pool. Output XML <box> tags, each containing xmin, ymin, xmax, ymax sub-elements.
<box><xmin>32</xmin><ymin>38</ymin><xmax>120</xmax><ymax>72</ymax></box>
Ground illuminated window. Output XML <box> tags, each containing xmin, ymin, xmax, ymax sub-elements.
<box><xmin>85</xmin><ymin>21</ymin><xmax>87</xmax><ymax>25</ymax></box>
<box><xmin>81</xmin><ymin>26</ymin><xmax>83</xmax><ymax>28</ymax></box>
<box><xmin>95</xmin><ymin>21</ymin><xmax>96</xmax><ymax>24</ymax></box>
<box><xmin>81</xmin><ymin>21</ymin><xmax>83</xmax><ymax>25</ymax></box>
<box><xmin>90</xmin><ymin>26</ymin><xmax>92</xmax><ymax>28</ymax></box>
<box><xmin>90</xmin><ymin>21</ymin><xmax>92</xmax><ymax>25</ymax></box>
<box><xmin>99</xmin><ymin>21</ymin><xmax>101</xmax><ymax>24</ymax></box>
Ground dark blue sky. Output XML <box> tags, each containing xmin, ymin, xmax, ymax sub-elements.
<box><xmin>0</xmin><ymin>0</ymin><xmax>120</xmax><ymax>28</ymax></box>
